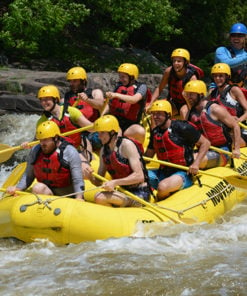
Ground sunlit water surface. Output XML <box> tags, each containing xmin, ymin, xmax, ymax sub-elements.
<box><xmin>0</xmin><ymin>113</ymin><xmax>247</xmax><ymax>296</ymax></box>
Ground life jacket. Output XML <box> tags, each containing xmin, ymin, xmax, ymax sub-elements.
<box><xmin>102</xmin><ymin>137</ymin><xmax>145</xmax><ymax>179</ymax></box>
<box><xmin>145</xmin><ymin>88</ymin><xmax>153</xmax><ymax>105</ymax></box>
<box><xmin>168</xmin><ymin>64</ymin><xmax>203</xmax><ymax>105</ymax></box>
<box><xmin>109</xmin><ymin>82</ymin><xmax>146</xmax><ymax>123</ymax></box>
<box><xmin>64</xmin><ymin>89</ymin><xmax>100</xmax><ymax>122</ymax></box>
<box><xmin>200</xmin><ymin>101</ymin><xmax>231</xmax><ymax>147</ymax></box>
<box><xmin>227</xmin><ymin>46</ymin><xmax>247</xmax><ymax>84</ymax></box>
<box><xmin>32</xmin><ymin>140</ymin><xmax>71</xmax><ymax>188</ymax></box>
<box><xmin>44</xmin><ymin>105</ymin><xmax>81</xmax><ymax>148</ymax></box>
<box><xmin>152</xmin><ymin>121</ymin><xmax>191</xmax><ymax>168</ymax></box>
<box><xmin>240</xmin><ymin>87</ymin><xmax>247</xmax><ymax>100</ymax></box>
<box><xmin>213</xmin><ymin>85</ymin><xmax>243</xmax><ymax>117</ymax></box>
<box><xmin>188</xmin><ymin>108</ymin><xmax>203</xmax><ymax>132</ymax></box>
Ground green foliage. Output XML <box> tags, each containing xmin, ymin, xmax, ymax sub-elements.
<box><xmin>0</xmin><ymin>0</ymin><xmax>246</xmax><ymax>73</ymax></box>
<box><xmin>89</xmin><ymin>0</ymin><xmax>180</xmax><ymax>47</ymax></box>
<box><xmin>0</xmin><ymin>0</ymin><xmax>89</xmax><ymax>55</ymax></box>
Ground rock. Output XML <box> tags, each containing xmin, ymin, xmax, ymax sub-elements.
<box><xmin>0</xmin><ymin>68</ymin><xmax>166</xmax><ymax>114</ymax></box>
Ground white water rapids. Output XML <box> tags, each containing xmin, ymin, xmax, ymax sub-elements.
<box><xmin>0</xmin><ymin>113</ymin><xmax>247</xmax><ymax>296</ymax></box>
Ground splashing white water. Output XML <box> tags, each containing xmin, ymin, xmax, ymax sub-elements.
<box><xmin>0</xmin><ymin>113</ymin><xmax>39</xmax><ymax>186</ymax></box>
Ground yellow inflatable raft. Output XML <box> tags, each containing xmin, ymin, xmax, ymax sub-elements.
<box><xmin>0</xmin><ymin>149</ymin><xmax>247</xmax><ymax>245</ymax></box>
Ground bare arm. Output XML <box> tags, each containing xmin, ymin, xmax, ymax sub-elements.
<box><xmin>105</xmin><ymin>91</ymin><xmax>143</xmax><ymax>104</ymax></box>
<box><xmin>148</xmin><ymin>67</ymin><xmax>171</xmax><ymax>107</ymax></box>
<box><xmin>64</xmin><ymin>145</ymin><xmax>85</xmax><ymax>199</ymax></box>
<box><xmin>78</xmin><ymin>89</ymin><xmax>104</xmax><ymax>111</ymax></box>
<box><xmin>230</xmin><ymin>86</ymin><xmax>247</xmax><ymax>122</ymax></box>
<box><xmin>211</xmin><ymin>104</ymin><xmax>241</xmax><ymax>157</ymax></box>
<box><xmin>190</xmin><ymin>135</ymin><xmax>210</xmax><ymax>174</ymax></box>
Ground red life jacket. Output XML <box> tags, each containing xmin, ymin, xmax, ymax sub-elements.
<box><xmin>44</xmin><ymin>106</ymin><xmax>81</xmax><ymax>148</ymax></box>
<box><xmin>188</xmin><ymin>109</ymin><xmax>203</xmax><ymax>132</ymax></box>
<box><xmin>33</xmin><ymin>141</ymin><xmax>71</xmax><ymax>188</ymax></box>
<box><xmin>102</xmin><ymin>137</ymin><xmax>145</xmax><ymax>180</ymax></box>
<box><xmin>200</xmin><ymin>102</ymin><xmax>231</xmax><ymax>147</ymax></box>
<box><xmin>103</xmin><ymin>138</ymin><xmax>133</xmax><ymax>179</ymax></box>
<box><xmin>153</xmin><ymin>126</ymin><xmax>187</xmax><ymax>167</ymax></box>
<box><xmin>109</xmin><ymin>82</ymin><xmax>146</xmax><ymax>123</ymax></box>
<box><xmin>168</xmin><ymin>64</ymin><xmax>204</xmax><ymax>105</ymax></box>
<box><xmin>64</xmin><ymin>89</ymin><xmax>99</xmax><ymax>122</ymax></box>
<box><xmin>213</xmin><ymin>85</ymin><xmax>243</xmax><ymax>117</ymax></box>
<box><xmin>240</xmin><ymin>87</ymin><xmax>247</xmax><ymax>100</ymax></box>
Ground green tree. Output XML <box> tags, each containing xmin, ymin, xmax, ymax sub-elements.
<box><xmin>0</xmin><ymin>0</ymin><xmax>89</xmax><ymax>57</ymax></box>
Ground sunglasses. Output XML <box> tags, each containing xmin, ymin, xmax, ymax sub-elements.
<box><xmin>230</xmin><ymin>33</ymin><xmax>245</xmax><ymax>38</ymax></box>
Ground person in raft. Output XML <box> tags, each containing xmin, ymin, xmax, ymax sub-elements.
<box><xmin>36</xmin><ymin>85</ymin><xmax>94</xmax><ymax>179</ymax></box>
<box><xmin>145</xmin><ymin>100</ymin><xmax>210</xmax><ymax>201</ymax></box>
<box><xmin>182</xmin><ymin>80</ymin><xmax>241</xmax><ymax>166</ymax></box>
<box><xmin>7</xmin><ymin>121</ymin><xmax>85</xmax><ymax>200</ymax></box>
<box><xmin>89</xmin><ymin>115</ymin><xmax>151</xmax><ymax>207</ymax></box>
<box><xmin>147</xmin><ymin>48</ymin><xmax>203</xmax><ymax>119</ymax></box>
<box><xmin>214</xmin><ymin>22</ymin><xmax>247</xmax><ymax>86</ymax></box>
<box><xmin>64</xmin><ymin>66</ymin><xmax>104</xmax><ymax>151</ymax></box>
<box><xmin>102</xmin><ymin>63</ymin><xmax>147</xmax><ymax>145</ymax></box>
<box><xmin>208</xmin><ymin>63</ymin><xmax>247</xmax><ymax>146</ymax></box>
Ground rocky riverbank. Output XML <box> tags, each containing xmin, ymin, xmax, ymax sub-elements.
<box><xmin>0</xmin><ymin>68</ymin><xmax>164</xmax><ymax>114</ymax></box>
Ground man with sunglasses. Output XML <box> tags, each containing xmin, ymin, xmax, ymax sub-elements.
<box><xmin>215</xmin><ymin>23</ymin><xmax>247</xmax><ymax>85</ymax></box>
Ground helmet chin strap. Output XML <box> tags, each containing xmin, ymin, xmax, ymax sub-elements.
<box><xmin>49</xmin><ymin>99</ymin><xmax>57</xmax><ymax>112</ymax></box>
<box><xmin>159</xmin><ymin>112</ymin><xmax>170</xmax><ymax>128</ymax></box>
<box><xmin>105</xmin><ymin>131</ymin><xmax>117</xmax><ymax>146</ymax></box>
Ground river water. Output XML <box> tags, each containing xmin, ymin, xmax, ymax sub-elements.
<box><xmin>0</xmin><ymin>113</ymin><xmax>247</xmax><ymax>296</ymax></box>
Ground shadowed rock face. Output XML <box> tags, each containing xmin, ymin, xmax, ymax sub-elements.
<box><xmin>0</xmin><ymin>68</ymin><xmax>165</xmax><ymax>114</ymax></box>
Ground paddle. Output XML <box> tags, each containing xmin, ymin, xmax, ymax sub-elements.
<box><xmin>0</xmin><ymin>124</ymin><xmax>94</xmax><ymax>163</ymax></box>
<box><xmin>209</xmin><ymin>146</ymin><xmax>247</xmax><ymax>161</ymax></box>
<box><xmin>92</xmin><ymin>172</ymin><xmax>196</xmax><ymax>224</ymax></box>
<box><xmin>239</xmin><ymin>122</ymin><xmax>247</xmax><ymax>129</ymax></box>
<box><xmin>143</xmin><ymin>156</ymin><xmax>247</xmax><ymax>191</ymax></box>
<box><xmin>1</xmin><ymin>162</ymin><xmax>27</xmax><ymax>189</ymax></box>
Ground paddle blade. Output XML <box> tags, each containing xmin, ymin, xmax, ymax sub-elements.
<box><xmin>0</xmin><ymin>144</ymin><xmax>16</xmax><ymax>163</ymax></box>
<box><xmin>2</xmin><ymin>162</ymin><xmax>27</xmax><ymax>188</ymax></box>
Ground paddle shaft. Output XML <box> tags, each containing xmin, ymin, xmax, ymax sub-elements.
<box><xmin>143</xmin><ymin>156</ymin><xmax>247</xmax><ymax>181</ymax></box>
<box><xmin>0</xmin><ymin>124</ymin><xmax>94</xmax><ymax>157</ymax></box>
<box><xmin>239</xmin><ymin>122</ymin><xmax>247</xmax><ymax>129</ymax></box>
<box><xmin>92</xmin><ymin>172</ymin><xmax>184</xmax><ymax>224</ymax></box>
<box><xmin>209</xmin><ymin>146</ymin><xmax>247</xmax><ymax>161</ymax></box>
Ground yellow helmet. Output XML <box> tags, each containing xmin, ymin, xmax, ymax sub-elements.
<box><xmin>117</xmin><ymin>63</ymin><xmax>139</xmax><ymax>79</ymax></box>
<box><xmin>149</xmin><ymin>100</ymin><xmax>172</xmax><ymax>114</ymax></box>
<box><xmin>171</xmin><ymin>48</ymin><xmax>190</xmax><ymax>63</ymax></box>
<box><xmin>211</xmin><ymin>63</ymin><xmax>231</xmax><ymax>76</ymax></box>
<box><xmin>36</xmin><ymin>121</ymin><xmax>61</xmax><ymax>140</ymax></box>
<box><xmin>66</xmin><ymin>67</ymin><xmax>87</xmax><ymax>80</ymax></box>
<box><xmin>184</xmin><ymin>80</ymin><xmax>207</xmax><ymax>96</ymax></box>
<box><xmin>94</xmin><ymin>115</ymin><xmax>120</xmax><ymax>133</ymax></box>
<box><xmin>37</xmin><ymin>85</ymin><xmax>60</xmax><ymax>103</ymax></box>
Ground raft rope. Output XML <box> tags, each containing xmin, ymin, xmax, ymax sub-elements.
<box><xmin>154</xmin><ymin>183</ymin><xmax>234</xmax><ymax>217</ymax></box>
<box><xmin>14</xmin><ymin>186</ymin><xmax>103</xmax><ymax>211</ymax></box>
